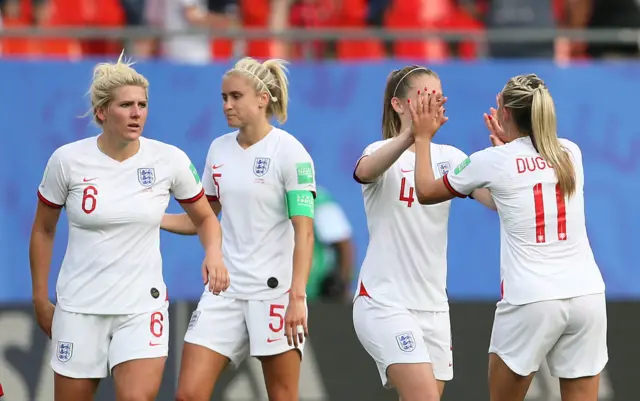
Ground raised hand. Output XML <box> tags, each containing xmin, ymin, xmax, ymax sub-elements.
<box><xmin>483</xmin><ymin>107</ymin><xmax>505</xmax><ymax>147</ymax></box>
<box><xmin>408</xmin><ymin>89</ymin><xmax>448</xmax><ymax>141</ymax></box>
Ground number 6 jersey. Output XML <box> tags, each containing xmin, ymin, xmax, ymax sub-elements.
<box><xmin>444</xmin><ymin>136</ymin><xmax>605</xmax><ymax>305</ymax></box>
<box><xmin>37</xmin><ymin>136</ymin><xmax>204</xmax><ymax>315</ymax></box>
<box><xmin>354</xmin><ymin>139</ymin><xmax>468</xmax><ymax>312</ymax></box>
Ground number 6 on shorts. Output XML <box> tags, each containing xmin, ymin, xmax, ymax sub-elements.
<box><xmin>150</xmin><ymin>311</ymin><xmax>164</xmax><ymax>338</ymax></box>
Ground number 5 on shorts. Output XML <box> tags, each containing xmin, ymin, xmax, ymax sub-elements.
<box><xmin>269</xmin><ymin>304</ymin><xmax>285</xmax><ymax>333</ymax></box>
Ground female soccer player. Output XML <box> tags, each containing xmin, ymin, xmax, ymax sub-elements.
<box><xmin>29</xmin><ymin>53</ymin><xmax>227</xmax><ymax>401</ymax></box>
<box><xmin>351</xmin><ymin>65</ymin><xmax>496</xmax><ymax>401</ymax></box>
<box><xmin>161</xmin><ymin>57</ymin><xmax>315</xmax><ymax>401</ymax></box>
<box><xmin>411</xmin><ymin>74</ymin><xmax>607</xmax><ymax>401</ymax></box>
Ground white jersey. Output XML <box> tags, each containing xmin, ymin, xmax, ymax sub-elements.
<box><xmin>202</xmin><ymin>128</ymin><xmax>316</xmax><ymax>300</ymax></box>
<box><xmin>355</xmin><ymin>139</ymin><xmax>468</xmax><ymax>311</ymax></box>
<box><xmin>38</xmin><ymin>136</ymin><xmax>204</xmax><ymax>314</ymax></box>
<box><xmin>445</xmin><ymin>136</ymin><xmax>605</xmax><ymax>305</ymax></box>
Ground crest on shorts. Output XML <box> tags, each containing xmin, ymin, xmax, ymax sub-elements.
<box><xmin>138</xmin><ymin>168</ymin><xmax>156</xmax><ymax>187</ymax></box>
<box><xmin>188</xmin><ymin>310</ymin><xmax>201</xmax><ymax>330</ymax></box>
<box><xmin>396</xmin><ymin>332</ymin><xmax>416</xmax><ymax>352</ymax></box>
<box><xmin>56</xmin><ymin>341</ymin><xmax>74</xmax><ymax>362</ymax></box>
<box><xmin>253</xmin><ymin>157</ymin><xmax>271</xmax><ymax>177</ymax></box>
<box><xmin>437</xmin><ymin>162</ymin><xmax>451</xmax><ymax>177</ymax></box>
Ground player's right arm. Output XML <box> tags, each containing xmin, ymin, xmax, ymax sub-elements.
<box><xmin>354</xmin><ymin>128</ymin><xmax>413</xmax><ymax>183</ymax></box>
<box><xmin>161</xmin><ymin>144</ymin><xmax>221</xmax><ymax>235</ymax></box>
<box><xmin>444</xmin><ymin>148</ymin><xmax>501</xmax><ymax>198</ymax></box>
<box><xmin>161</xmin><ymin>199</ymin><xmax>220</xmax><ymax>235</ymax></box>
<box><xmin>30</xmin><ymin>149</ymin><xmax>68</xmax><ymax>338</ymax></box>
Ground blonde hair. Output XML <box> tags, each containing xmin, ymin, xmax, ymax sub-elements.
<box><xmin>502</xmin><ymin>74</ymin><xmax>576</xmax><ymax>198</ymax></box>
<box><xmin>382</xmin><ymin>65</ymin><xmax>439</xmax><ymax>140</ymax></box>
<box><xmin>87</xmin><ymin>50</ymin><xmax>149</xmax><ymax>126</ymax></box>
<box><xmin>225</xmin><ymin>57</ymin><xmax>290</xmax><ymax>124</ymax></box>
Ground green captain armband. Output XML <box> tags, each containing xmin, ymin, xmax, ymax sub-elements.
<box><xmin>286</xmin><ymin>190</ymin><xmax>315</xmax><ymax>218</ymax></box>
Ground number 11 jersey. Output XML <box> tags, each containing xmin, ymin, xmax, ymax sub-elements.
<box><xmin>445</xmin><ymin>137</ymin><xmax>605</xmax><ymax>305</ymax></box>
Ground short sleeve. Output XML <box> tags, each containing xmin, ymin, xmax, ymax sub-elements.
<box><xmin>444</xmin><ymin>148</ymin><xmax>498</xmax><ymax>198</ymax></box>
<box><xmin>202</xmin><ymin>143</ymin><xmax>218</xmax><ymax>201</ymax></box>
<box><xmin>281</xmin><ymin>140</ymin><xmax>316</xmax><ymax>195</ymax></box>
<box><xmin>448</xmin><ymin>146</ymin><xmax>468</xmax><ymax>168</ymax></box>
<box><xmin>353</xmin><ymin>140</ymin><xmax>387</xmax><ymax>184</ymax></box>
<box><xmin>171</xmin><ymin>148</ymin><xmax>205</xmax><ymax>204</ymax></box>
<box><xmin>37</xmin><ymin>149</ymin><xmax>68</xmax><ymax>208</ymax></box>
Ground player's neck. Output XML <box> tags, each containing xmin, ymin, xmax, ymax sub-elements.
<box><xmin>97</xmin><ymin>133</ymin><xmax>140</xmax><ymax>162</ymax></box>
<box><xmin>237</xmin><ymin>122</ymin><xmax>273</xmax><ymax>149</ymax></box>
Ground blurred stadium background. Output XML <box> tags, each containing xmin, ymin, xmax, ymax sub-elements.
<box><xmin>1</xmin><ymin>0</ymin><xmax>639</xmax><ymax>400</ymax></box>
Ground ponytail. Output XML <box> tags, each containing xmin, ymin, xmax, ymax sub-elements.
<box><xmin>382</xmin><ymin>72</ymin><xmax>402</xmax><ymax>139</ymax></box>
<box><xmin>531</xmin><ymin>88</ymin><xmax>576</xmax><ymax>198</ymax></box>
<box><xmin>262</xmin><ymin>59</ymin><xmax>289</xmax><ymax>124</ymax></box>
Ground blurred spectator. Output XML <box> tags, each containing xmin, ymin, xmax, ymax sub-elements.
<box><xmin>586</xmin><ymin>0</ymin><xmax>640</xmax><ymax>59</ymax></box>
<box><xmin>207</xmin><ymin>0</ymin><xmax>240</xmax><ymax>59</ymax></box>
<box><xmin>240</xmin><ymin>0</ymin><xmax>292</xmax><ymax>58</ymax></box>
<box><xmin>119</xmin><ymin>0</ymin><xmax>155</xmax><ymax>58</ymax></box>
<box><xmin>0</xmin><ymin>0</ymin><xmax>19</xmax><ymax>20</ymax></box>
<box><xmin>459</xmin><ymin>0</ymin><xmax>558</xmax><ymax>58</ymax></box>
<box><xmin>147</xmin><ymin>0</ymin><xmax>214</xmax><ymax>64</ymax></box>
<box><xmin>366</xmin><ymin>0</ymin><xmax>392</xmax><ymax>55</ymax></box>
<box><xmin>32</xmin><ymin>0</ymin><xmax>49</xmax><ymax>25</ymax></box>
<box><xmin>289</xmin><ymin>0</ymin><xmax>339</xmax><ymax>58</ymax></box>
<box><xmin>207</xmin><ymin>0</ymin><xmax>238</xmax><ymax>29</ymax></box>
<box><xmin>307</xmin><ymin>186</ymin><xmax>355</xmax><ymax>302</ymax></box>
<box><xmin>267</xmin><ymin>0</ymin><xmax>291</xmax><ymax>57</ymax></box>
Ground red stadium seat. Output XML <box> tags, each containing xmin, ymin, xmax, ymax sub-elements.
<box><xmin>239</xmin><ymin>0</ymin><xmax>274</xmax><ymax>58</ymax></box>
<box><xmin>46</xmin><ymin>0</ymin><xmax>123</xmax><ymax>57</ymax></box>
<box><xmin>335</xmin><ymin>0</ymin><xmax>384</xmax><ymax>60</ymax></box>
<box><xmin>385</xmin><ymin>0</ymin><xmax>453</xmax><ymax>61</ymax></box>
<box><xmin>1</xmin><ymin>19</ymin><xmax>36</xmax><ymax>57</ymax></box>
<box><xmin>439</xmin><ymin>5</ymin><xmax>484</xmax><ymax>60</ymax></box>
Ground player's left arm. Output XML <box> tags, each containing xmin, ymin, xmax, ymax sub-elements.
<box><xmin>282</xmin><ymin>146</ymin><xmax>316</xmax><ymax>297</ymax></box>
<box><xmin>281</xmin><ymin>140</ymin><xmax>316</xmax><ymax>345</ymax></box>
<box><xmin>470</xmin><ymin>188</ymin><xmax>497</xmax><ymax>210</ymax></box>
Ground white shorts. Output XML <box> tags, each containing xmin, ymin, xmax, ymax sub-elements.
<box><xmin>489</xmin><ymin>293</ymin><xmax>608</xmax><ymax>378</ymax></box>
<box><xmin>184</xmin><ymin>292</ymin><xmax>305</xmax><ymax>366</ymax></box>
<box><xmin>352</xmin><ymin>296</ymin><xmax>453</xmax><ymax>387</ymax></box>
<box><xmin>50</xmin><ymin>302</ymin><xmax>169</xmax><ymax>379</ymax></box>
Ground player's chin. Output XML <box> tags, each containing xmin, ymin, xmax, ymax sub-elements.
<box><xmin>121</xmin><ymin>128</ymin><xmax>143</xmax><ymax>141</ymax></box>
<box><xmin>226</xmin><ymin>117</ymin><xmax>243</xmax><ymax>128</ymax></box>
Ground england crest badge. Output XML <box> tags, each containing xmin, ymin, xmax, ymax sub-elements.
<box><xmin>188</xmin><ymin>310</ymin><xmax>201</xmax><ymax>330</ymax></box>
<box><xmin>57</xmin><ymin>341</ymin><xmax>74</xmax><ymax>362</ymax></box>
<box><xmin>253</xmin><ymin>157</ymin><xmax>271</xmax><ymax>177</ymax></box>
<box><xmin>395</xmin><ymin>332</ymin><xmax>416</xmax><ymax>352</ymax></box>
<box><xmin>138</xmin><ymin>168</ymin><xmax>156</xmax><ymax>187</ymax></box>
<box><xmin>437</xmin><ymin>162</ymin><xmax>451</xmax><ymax>177</ymax></box>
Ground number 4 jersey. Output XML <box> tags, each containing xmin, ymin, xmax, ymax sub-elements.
<box><xmin>37</xmin><ymin>136</ymin><xmax>204</xmax><ymax>315</ymax></box>
<box><xmin>444</xmin><ymin>136</ymin><xmax>604</xmax><ymax>305</ymax></box>
<box><xmin>354</xmin><ymin>139</ymin><xmax>468</xmax><ymax>312</ymax></box>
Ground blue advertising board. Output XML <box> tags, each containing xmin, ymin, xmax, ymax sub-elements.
<box><xmin>1</xmin><ymin>60</ymin><xmax>638</xmax><ymax>301</ymax></box>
